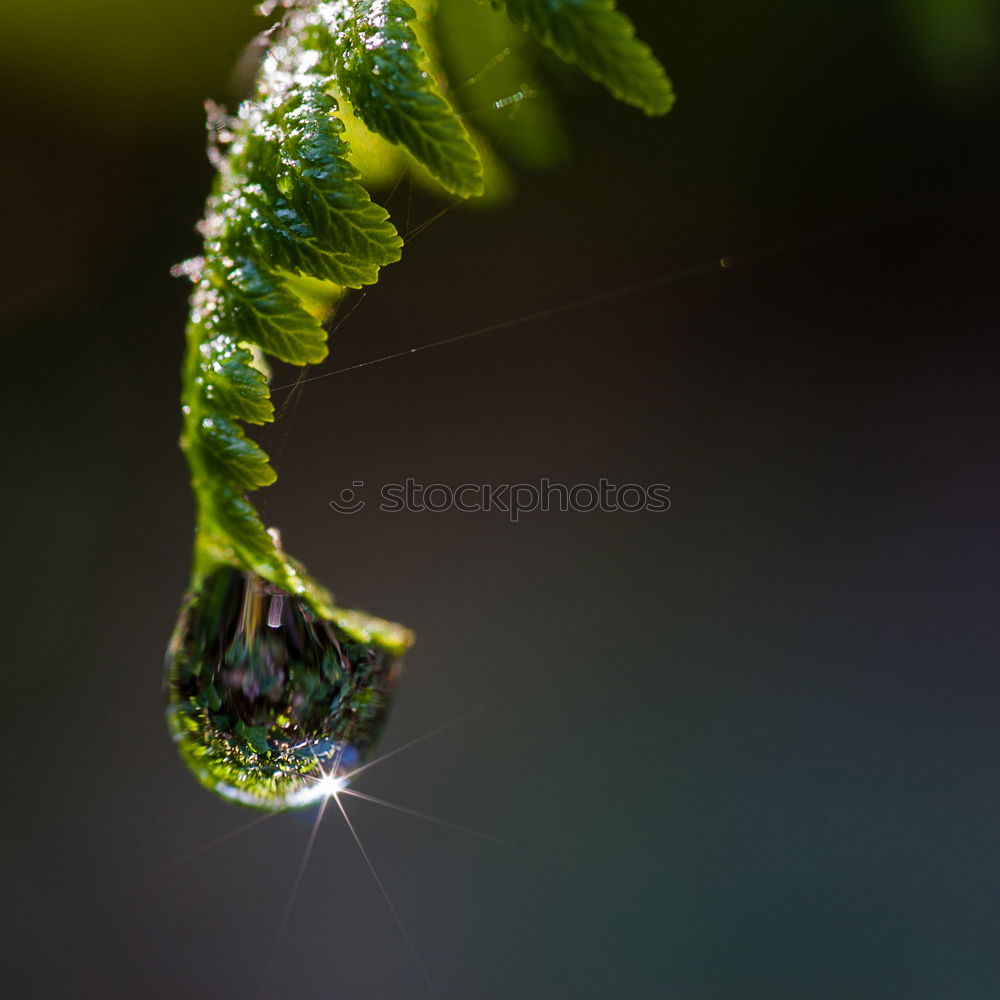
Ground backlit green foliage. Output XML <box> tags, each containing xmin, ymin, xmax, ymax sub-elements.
<box><xmin>489</xmin><ymin>0</ymin><xmax>674</xmax><ymax>115</ymax></box>
<box><xmin>177</xmin><ymin>0</ymin><xmax>672</xmax><ymax>619</ymax></box>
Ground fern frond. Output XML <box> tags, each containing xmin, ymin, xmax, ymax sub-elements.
<box><xmin>310</xmin><ymin>0</ymin><xmax>484</xmax><ymax>197</ymax></box>
<box><xmin>177</xmin><ymin>0</ymin><xmax>672</xmax><ymax>636</ymax></box>
<box><xmin>237</xmin><ymin>85</ymin><xmax>403</xmax><ymax>286</ymax></box>
<box><xmin>179</xmin><ymin>13</ymin><xmax>406</xmax><ymax>630</ymax></box>
<box><xmin>169</xmin><ymin>0</ymin><xmax>675</xmax><ymax>809</ymax></box>
<box><xmin>488</xmin><ymin>0</ymin><xmax>674</xmax><ymax>116</ymax></box>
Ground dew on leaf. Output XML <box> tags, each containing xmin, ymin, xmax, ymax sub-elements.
<box><xmin>165</xmin><ymin>566</ymin><xmax>405</xmax><ymax>810</ymax></box>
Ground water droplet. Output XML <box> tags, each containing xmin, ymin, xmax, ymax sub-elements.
<box><xmin>165</xmin><ymin>567</ymin><xmax>404</xmax><ymax>810</ymax></box>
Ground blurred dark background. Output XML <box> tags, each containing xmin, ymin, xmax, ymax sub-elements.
<box><xmin>3</xmin><ymin>1</ymin><xmax>1000</xmax><ymax>997</ymax></box>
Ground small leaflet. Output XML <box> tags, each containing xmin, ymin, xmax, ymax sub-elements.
<box><xmin>490</xmin><ymin>0</ymin><xmax>675</xmax><ymax>116</ymax></box>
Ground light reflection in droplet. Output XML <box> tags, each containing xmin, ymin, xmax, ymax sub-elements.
<box><xmin>165</xmin><ymin>566</ymin><xmax>404</xmax><ymax>811</ymax></box>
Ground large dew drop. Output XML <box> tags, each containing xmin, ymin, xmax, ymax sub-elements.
<box><xmin>166</xmin><ymin>567</ymin><xmax>404</xmax><ymax>810</ymax></box>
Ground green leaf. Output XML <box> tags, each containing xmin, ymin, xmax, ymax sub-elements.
<box><xmin>217</xmin><ymin>258</ymin><xmax>329</xmax><ymax>367</ymax></box>
<box><xmin>236</xmin><ymin>87</ymin><xmax>403</xmax><ymax>289</ymax></box>
<box><xmin>198</xmin><ymin>413</ymin><xmax>276</xmax><ymax>491</ymax></box>
<box><xmin>206</xmin><ymin>483</ymin><xmax>282</xmax><ymax>576</ymax></box>
<box><xmin>235</xmin><ymin>721</ymin><xmax>271</xmax><ymax>755</ymax></box>
<box><xmin>321</xmin><ymin>0</ymin><xmax>483</xmax><ymax>197</ymax></box>
<box><xmin>201</xmin><ymin>683</ymin><xmax>223</xmax><ymax>712</ymax></box>
<box><xmin>489</xmin><ymin>0</ymin><xmax>674</xmax><ymax>116</ymax></box>
<box><xmin>195</xmin><ymin>334</ymin><xmax>274</xmax><ymax>425</ymax></box>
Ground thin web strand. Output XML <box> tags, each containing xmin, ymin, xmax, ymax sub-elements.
<box><xmin>271</xmin><ymin>197</ymin><xmax>947</xmax><ymax>394</ymax></box>
<box><xmin>271</xmin><ymin>260</ymin><xmax>717</xmax><ymax>392</ymax></box>
<box><xmin>404</xmin><ymin>200</ymin><xmax>457</xmax><ymax>242</ymax></box>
